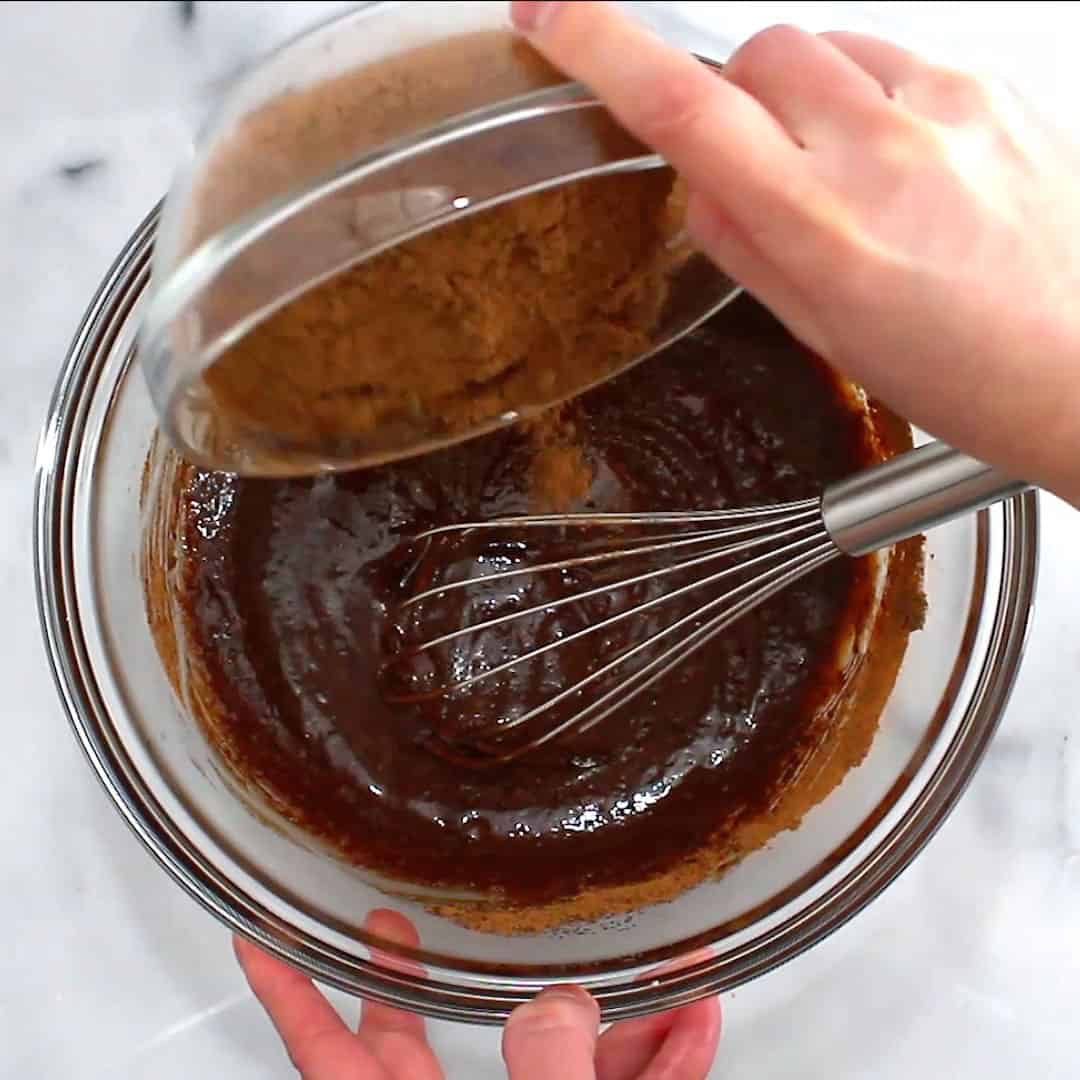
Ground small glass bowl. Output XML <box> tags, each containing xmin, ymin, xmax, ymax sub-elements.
<box><xmin>138</xmin><ymin>0</ymin><xmax>739</xmax><ymax>475</ymax></box>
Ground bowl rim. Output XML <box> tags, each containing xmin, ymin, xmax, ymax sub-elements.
<box><xmin>35</xmin><ymin>204</ymin><xmax>1041</xmax><ymax>1024</ymax></box>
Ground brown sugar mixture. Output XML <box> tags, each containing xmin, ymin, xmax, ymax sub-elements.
<box><xmin>152</xmin><ymin>297</ymin><xmax>925</xmax><ymax>932</ymax></box>
<box><xmin>190</xmin><ymin>30</ymin><xmax>692</xmax><ymax>466</ymax></box>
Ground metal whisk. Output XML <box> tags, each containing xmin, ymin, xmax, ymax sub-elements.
<box><xmin>382</xmin><ymin>442</ymin><xmax>1029</xmax><ymax>767</ymax></box>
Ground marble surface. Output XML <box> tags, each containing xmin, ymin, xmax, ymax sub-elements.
<box><xmin>4</xmin><ymin>2</ymin><xmax>1079</xmax><ymax>1076</ymax></box>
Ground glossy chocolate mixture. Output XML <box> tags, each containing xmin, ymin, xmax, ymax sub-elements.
<box><xmin>177</xmin><ymin>298</ymin><xmax>876</xmax><ymax>907</ymax></box>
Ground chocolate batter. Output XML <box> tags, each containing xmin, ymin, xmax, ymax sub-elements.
<box><xmin>171</xmin><ymin>297</ymin><xmax>895</xmax><ymax>917</ymax></box>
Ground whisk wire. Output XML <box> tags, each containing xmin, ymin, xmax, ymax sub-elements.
<box><xmin>462</xmin><ymin>534</ymin><xmax>837</xmax><ymax>759</ymax></box>
<box><xmin>401</xmin><ymin>506</ymin><xmax>823</xmax><ymax>610</ymax></box>
<box><xmin>492</xmin><ymin>537</ymin><xmax>842</xmax><ymax>760</ymax></box>
<box><xmin>393</xmin><ymin>522</ymin><xmax>829</xmax><ymax>699</ymax></box>
<box><xmin>566</xmin><ymin>540</ymin><xmax>839</xmax><ymax>742</ymax></box>
<box><xmin>408</xmin><ymin>500</ymin><xmax>821</xmax><ymax>542</ymax></box>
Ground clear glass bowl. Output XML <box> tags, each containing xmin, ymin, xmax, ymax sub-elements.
<box><xmin>139</xmin><ymin>0</ymin><xmax>739</xmax><ymax>475</ymax></box>
<box><xmin>35</xmin><ymin>204</ymin><xmax>1038</xmax><ymax>1024</ymax></box>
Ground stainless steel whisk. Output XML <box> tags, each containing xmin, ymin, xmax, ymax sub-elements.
<box><xmin>384</xmin><ymin>442</ymin><xmax>1030</xmax><ymax>766</ymax></box>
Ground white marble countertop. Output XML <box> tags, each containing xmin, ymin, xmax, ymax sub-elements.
<box><xmin>4</xmin><ymin>2</ymin><xmax>1078</xmax><ymax>1076</ymax></box>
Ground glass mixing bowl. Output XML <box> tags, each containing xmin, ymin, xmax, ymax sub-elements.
<box><xmin>35</xmin><ymin>203</ymin><xmax>1037</xmax><ymax>1024</ymax></box>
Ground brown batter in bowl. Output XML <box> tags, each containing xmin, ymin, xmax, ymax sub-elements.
<box><xmin>144</xmin><ymin>295</ymin><xmax>925</xmax><ymax>933</ymax></box>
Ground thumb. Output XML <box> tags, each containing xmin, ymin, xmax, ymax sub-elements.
<box><xmin>502</xmin><ymin>986</ymin><xmax>600</xmax><ymax>1080</ymax></box>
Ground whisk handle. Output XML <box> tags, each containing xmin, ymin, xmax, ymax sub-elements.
<box><xmin>822</xmin><ymin>441</ymin><xmax>1031</xmax><ymax>556</ymax></box>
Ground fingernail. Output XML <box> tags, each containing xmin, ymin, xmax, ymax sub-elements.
<box><xmin>507</xmin><ymin>984</ymin><xmax>599</xmax><ymax>1033</ymax></box>
<box><xmin>541</xmin><ymin>985</ymin><xmax>593</xmax><ymax>1005</ymax></box>
<box><xmin>511</xmin><ymin>1</ymin><xmax>563</xmax><ymax>33</ymax></box>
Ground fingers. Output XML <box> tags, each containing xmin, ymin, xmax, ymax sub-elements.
<box><xmin>503</xmin><ymin>985</ymin><xmax>600</xmax><ymax>1080</ymax></box>
<box><xmin>510</xmin><ymin>1</ymin><xmax>824</xmax><ymax>253</ymax></box>
<box><xmin>234</xmin><ymin>936</ymin><xmax>378</xmax><ymax>1080</ymax></box>
<box><xmin>723</xmin><ymin>25</ymin><xmax>892</xmax><ymax>146</ymax></box>
<box><xmin>594</xmin><ymin>1012</ymin><xmax>670</xmax><ymax>1080</ymax></box>
<box><xmin>819</xmin><ymin>31</ymin><xmax>922</xmax><ymax>94</ymax></box>
<box><xmin>595</xmin><ymin>946</ymin><xmax>722</xmax><ymax>1080</ymax></box>
<box><xmin>596</xmin><ymin>998</ymin><xmax>721</xmax><ymax>1080</ymax></box>
<box><xmin>358</xmin><ymin>908</ymin><xmax>428</xmax><ymax>1040</ymax></box>
<box><xmin>638</xmin><ymin>997</ymin><xmax>722</xmax><ymax>1080</ymax></box>
<box><xmin>685</xmin><ymin>191</ymin><xmax>829</xmax><ymax>357</ymax></box>
<box><xmin>358</xmin><ymin>909</ymin><xmax>445</xmax><ymax>1080</ymax></box>
<box><xmin>821</xmin><ymin>31</ymin><xmax>992</xmax><ymax>125</ymax></box>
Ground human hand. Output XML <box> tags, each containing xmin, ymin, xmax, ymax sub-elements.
<box><xmin>501</xmin><ymin>983</ymin><xmax>720</xmax><ymax>1079</ymax></box>
<box><xmin>511</xmin><ymin>2</ymin><xmax>1080</xmax><ymax>506</ymax></box>
<box><xmin>235</xmin><ymin>910</ymin><xmax>721</xmax><ymax>1078</ymax></box>
<box><xmin>234</xmin><ymin>910</ymin><xmax>444</xmax><ymax>1079</ymax></box>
